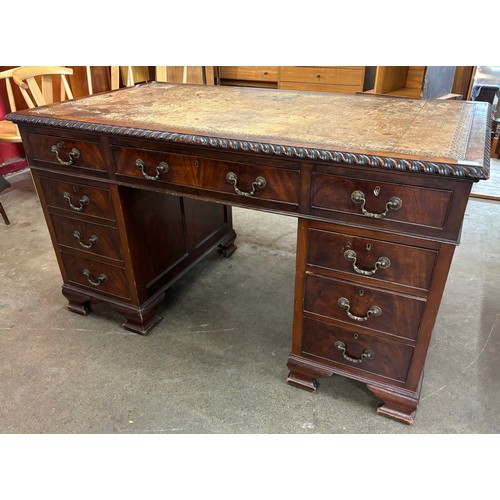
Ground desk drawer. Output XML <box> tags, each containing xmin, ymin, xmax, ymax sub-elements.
<box><xmin>198</xmin><ymin>160</ymin><xmax>300</xmax><ymax>205</ymax></box>
<box><xmin>113</xmin><ymin>146</ymin><xmax>300</xmax><ymax>206</ymax></box>
<box><xmin>301</xmin><ymin>317</ymin><xmax>414</xmax><ymax>383</ymax></box>
<box><xmin>307</xmin><ymin>227</ymin><xmax>437</xmax><ymax>291</ymax></box>
<box><xmin>51</xmin><ymin>213</ymin><xmax>122</xmax><ymax>261</ymax></box>
<box><xmin>311</xmin><ymin>172</ymin><xmax>453</xmax><ymax>234</ymax></box>
<box><xmin>39</xmin><ymin>176</ymin><xmax>115</xmax><ymax>221</ymax></box>
<box><xmin>61</xmin><ymin>252</ymin><xmax>130</xmax><ymax>300</ymax></box>
<box><xmin>304</xmin><ymin>274</ymin><xmax>425</xmax><ymax>341</ymax></box>
<box><xmin>26</xmin><ymin>132</ymin><xmax>106</xmax><ymax>172</ymax></box>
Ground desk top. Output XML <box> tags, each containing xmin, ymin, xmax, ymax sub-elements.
<box><xmin>7</xmin><ymin>82</ymin><xmax>490</xmax><ymax>180</ymax></box>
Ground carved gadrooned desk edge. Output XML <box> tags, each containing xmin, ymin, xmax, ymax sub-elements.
<box><xmin>6</xmin><ymin>112</ymin><xmax>491</xmax><ymax>181</ymax></box>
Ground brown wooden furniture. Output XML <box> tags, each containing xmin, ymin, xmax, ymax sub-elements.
<box><xmin>7</xmin><ymin>83</ymin><xmax>490</xmax><ymax>424</ymax></box>
<box><xmin>219</xmin><ymin>66</ymin><xmax>365</xmax><ymax>94</ymax></box>
<box><xmin>364</xmin><ymin>66</ymin><xmax>457</xmax><ymax>99</ymax></box>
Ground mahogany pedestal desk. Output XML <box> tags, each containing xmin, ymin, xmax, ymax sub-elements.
<box><xmin>7</xmin><ymin>83</ymin><xmax>490</xmax><ymax>424</ymax></box>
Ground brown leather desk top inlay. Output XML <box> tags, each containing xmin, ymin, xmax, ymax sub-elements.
<box><xmin>8</xmin><ymin>82</ymin><xmax>490</xmax><ymax>179</ymax></box>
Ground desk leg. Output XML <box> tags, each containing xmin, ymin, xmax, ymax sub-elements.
<box><xmin>218</xmin><ymin>231</ymin><xmax>237</xmax><ymax>258</ymax></box>
<box><xmin>62</xmin><ymin>285</ymin><xmax>92</xmax><ymax>316</ymax></box>
<box><xmin>112</xmin><ymin>293</ymin><xmax>165</xmax><ymax>335</ymax></box>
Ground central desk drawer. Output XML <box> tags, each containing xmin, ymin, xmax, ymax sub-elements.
<box><xmin>39</xmin><ymin>176</ymin><xmax>115</xmax><ymax>221</ymax></box>
<box><xmin>61</xmin><ymin>252</ymin><xmax>130</xmax><ymax>300</ymax></box>
<box><xmin>51</xmin><ymin>213</ymin><xmax>122</xmax><ymax>261</ymax></box>
<box><xmin>112</xmin><ymin>146</ymin><xmax>300</xmax><ymax>205</ymax></box>
<box><xmin>304</xmin><ymin>273</ymin><xmax>425</xmax><ymax>341</ymax></box>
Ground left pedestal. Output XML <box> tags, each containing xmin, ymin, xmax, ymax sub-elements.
<box><xmin>31</xmin><ymin>170</ymin><xmax>236</xmax><ymax>335</ymax></box>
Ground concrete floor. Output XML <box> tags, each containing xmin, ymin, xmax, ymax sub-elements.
<box><xmin>0</xmin><ymin>168</ymin><xmax>499</xmax><ymax>435</ymax></box>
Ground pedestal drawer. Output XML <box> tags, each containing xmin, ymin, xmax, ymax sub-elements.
<box><xmin>26</xmin><ymin>132</ymin><xmax>106</xmax><ymax>172</ymax></box>
<box><xmin>60</xmin><ymin>252</ymin><xmax>130</xmax><ymax>300</ymax></box>
<box><xmin>51</xmin><ymin>213</ymin><xmax>122</xmax><ymax>261</ymax></box>
<box><xmin>307</xmin><ymin>227</ymin><xmax>437</xmax><ymax>291</ymax></box>
<box><xmin>39</xmin><ymin>176</ymin><xmax>115</xmax><ymax>220</ymax></box>
<box><xmin>302</xmin><ymin>317</ymin><xmax>414</xmax><ymax>383</ymax></box>
<box><xmin>304</xmin><ymin>273</ymin><xmax>425</xmax><ymax>341</ymax></box>
<box><xmin>311</xmin><ymin>172</ymin><xmax>453</xmax><ymax>234</ymax></box>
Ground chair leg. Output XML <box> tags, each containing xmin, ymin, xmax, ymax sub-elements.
<box><xmin>0</xmin><ymin>201</ymin><xmax>10</xmax><ymax>225</ymax></box>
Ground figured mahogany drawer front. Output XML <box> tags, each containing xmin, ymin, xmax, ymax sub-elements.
<box><xmin>50</xmin><ymin>213</ymin><xmax>122</xmax><ymax>261</ymax></box>
<box><xmin>39</xmin><ymin>177</ymin><xmax>115</xmax><ymax>220</ymax></box>
<box><xmin>307</xmin><ymin>228</ymin><xmax>437</xmax><ymax>290</ymax></box>
<box><xmin>304</xmin><ymin>274</ymin><xmax>425</xmax><ymax>341</ymax></box>
<box><xmin>301</xmin><ymin>317</ymin><xmax>414</xmax><ymax>383</ymax></box>
<box><xmin>60</xmin><ymin>252</ymin><xmax>130</xmax><ymax>300</ymax></box>
<box><xmin>311</xmin><ymin>173</ymin><xmax>452</xmax><ymax>233</ymax></box>
<box><xmin>26</xmin><ymin>132</ymin><xmax>106</xmax><ymax>171</ymax></box>
<box><xmin>113</xmin><ymin>146</ymin><xmax>300</xmax><ymax>205</ymax></box>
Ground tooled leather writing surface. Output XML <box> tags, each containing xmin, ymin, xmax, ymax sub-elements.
<box><xmin>11</xmin><ymin>82</ymin><xmax>490</xmax><ymax>173</ymax></box>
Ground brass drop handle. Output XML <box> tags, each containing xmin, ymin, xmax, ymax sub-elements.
<box><xmin>338</xmin><ymin>297</ymin><xmax>382</xmax><ymax>322</ymax></box>
<box><xmin>51</xmin><ymin>141</ymin><xmax>80</xmax><ymax>166</ymax></box>
<box><xmin>344</xmin><ymin>249</ymin><xmax>391</xmax><ymax>276</ymax></box>
<box><xmin>351</xmin><ymin>190</ymin><xmax>402</xmax><ymax>219</ymax></box>
<box><xmin>63</xmin><ymin>192</ymin><xmax>90</xmax><ymax>212</ymax></box>
<box><xmin>334</xmin><ymin>341</ymin><xmax>375</xmax><ymax>364</ymax></box>
<box><xmin>83</xmin><ymin>269</ymin><xmax>107</xmax><ymax>287</ymax></box>
<box><xmin>136</xmin><ymin>159</ymin><xmax>169</xmax><ymax>181</ymax></box>
<box><xmin>226</xmin><ymin>172</ymin><xmax>267</xmax><ymax>197</ymax></box>
<box><xmin>73</xmin><ymin>230</ymin><xmax>98</xmax><ymax>249</ymax></box>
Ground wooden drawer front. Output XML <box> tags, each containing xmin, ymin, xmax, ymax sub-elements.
<box><xmin>307</xmin><ymin>228</ymin><xmax>437</xmax><ymax>291</ymax></box>
<box><xmin>51</xmin><ymin>213</ymin><xmax>122</xmax><ymax>261</ymax></box>
<box><xmin>302</xmin><ymin>317</ymin><xmax>414</xmax><ymax>383</ymax></box>
<box><xmin>280</xmin><ymin>66</ymin><xmax>365</xmax><ymax>87</ymax></box>
<box><xmin>219</xmin><ymin>66</ymin><xmax>278</xmax><ymax>82</ymax></box>
<box><xmin>279</xmin><ymin>82</ymin><xmax>363</xmax><ymax>94</ymax></box>
<box><xmin>304</xmin><ymin>274</ymin><xmax>425</xmax><ymax>341</ymax></box>
<box><xmin>311</xmin><ymin>173</ymin><xmax>452</xmax><ymax>232</ymax></box>
<box><xmin>198</xmin><ymin>160</ymin><xmax>300</xmax><ymax>206</ymax></box>
<box><xmin>61</xmin><ymin>252</ymin><xmax>130</xmax><ymax>300</ymax></box>
<box><xmin>113</xmin><ymin>146</ymin><xmax>198</xmax><ymax>187</ymax></box>
<box><xmin>39</xmin><ymin>177</ymin><xmax>115</xmax><ymax>220</ymax></box>
<box><xmin>113</xmin><ymin>146</ymin><xmax>300</xmax><ymax>206</ymax></box>
<box><xmin>27</xmin><ymin>132</ymin><xmax>105</xmax><ymax>171</ymax></box>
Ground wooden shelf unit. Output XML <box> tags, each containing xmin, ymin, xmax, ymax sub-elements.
<box><xmin>365</xmin><ymin>66</ymin><xmax>457</xmax><ymax>99</ymax></box>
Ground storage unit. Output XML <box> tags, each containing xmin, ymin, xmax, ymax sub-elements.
<box><xmin>219</xmin><ymin>66</ymin><xmax>365</xmax><ymax>94</ymax></box>
<box><xmin>365</xmin><ymin>66</ymin><xmax>457</xmax><ymax>99</ymax></box>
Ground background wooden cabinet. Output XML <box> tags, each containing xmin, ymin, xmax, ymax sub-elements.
<box><xmin>219</xmin><ymin>66</ymin><xmax>366</xmax><ymax>94</ymax></box>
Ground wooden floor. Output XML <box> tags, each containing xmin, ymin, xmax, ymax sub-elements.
<box><xmin>471</xmin><ymin>157</ymin><xmax>500</xmax><ymax>200</ymax></box>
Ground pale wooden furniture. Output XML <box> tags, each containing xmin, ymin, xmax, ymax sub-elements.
<box><xmin>219</xmin><ymin>66</ymin><xmax>279</xmax><ymax>88</ymax></box>
<box><xmin>7</xmin><ymin>83</ymin><xmax>490</xmax><ymax>424</ymax></box>
<box><xmin>278</xmin><ymin>66</ymin><xmax>365</xmax><ymax>93</ymax></box>
<box><xmin>219</xmin><ymin>66</ymin><xmax>365</xmax><ymax>94</ymax></box>
<box><xmin>364</xmin><ymin>66</ymin><xmax>457</xmax><ymax>99</ymax></box>
<box><xmin>12</xmin><ymin>66</ymin><xmax>74</xmax><ymax>108</ymax></box>
<box><xmin>110</xmin><ymin>67</ymin><xmax>215</xmax><ymax>89</ymax></box>
<box><xmin>0</xmin><ymin>68</ymin><xmax>22</xmax><ymax>143</ymax></box>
